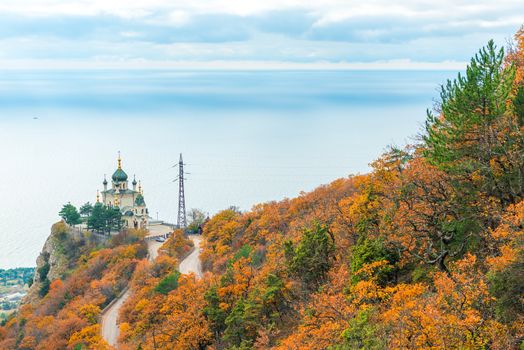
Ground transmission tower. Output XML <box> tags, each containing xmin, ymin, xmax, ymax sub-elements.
<box><xmin>176</xmin><ymin>153</ymin><xmax>187</xmax><ymax>229</ymax></box>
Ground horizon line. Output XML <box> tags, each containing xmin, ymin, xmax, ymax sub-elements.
<box><xmin>0</xmin><ymin>59</ymin><xmax>467</xmax><ymax>71</ymax></box>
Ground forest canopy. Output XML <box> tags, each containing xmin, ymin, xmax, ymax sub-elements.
<box><xmin>0</xmin><ymin>28</ymin><xmax>523</xmax><ymax>350</ymax></box>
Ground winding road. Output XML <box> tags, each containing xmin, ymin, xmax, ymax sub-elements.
<box><xmin>100</xmin><ymin>225</ymin><xmax>202</xmax><ymax>349</ymax></box>
<box><xmin>100</xmin><ymin>289</ymin><xmax>131</xmax><ymax>348</ymax></box>
<box><xmin>179</xmin><ymin>235</ymin><xmax>203</xmax><ymax>278</ymax></box>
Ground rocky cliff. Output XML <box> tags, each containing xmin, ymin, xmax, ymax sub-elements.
<box><xmin>23</xmin><ymin>221</ymin><xmax>107</xmax><ymax>304</ymax></box>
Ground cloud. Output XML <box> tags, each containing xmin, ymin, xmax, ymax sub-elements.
<box><xmin>167</xmin><ymin>11</ymin><xmax>191</xmax><ymax>27</ymax></box>
<box><xmin>0</xmin><ymin>13</ymin><xmax>253</xmax><ymax>43</ymax></box>
<box><xmin>0</xmin><ymin>0</ymin><xmax>521</xmax><ymax>67</ymax></box>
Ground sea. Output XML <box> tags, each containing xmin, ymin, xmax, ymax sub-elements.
<box><xmin>0</xmin><ymin>69</ymin><xmax>456</xmax><ymax>268</ymax></box>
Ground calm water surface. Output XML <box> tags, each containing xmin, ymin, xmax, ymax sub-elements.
<box><xmin>0</xmin><ymin>69</ymin><xmax>455</xmax><ymax>268</ymax></box>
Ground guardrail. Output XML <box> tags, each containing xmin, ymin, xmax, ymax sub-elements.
<box><xmin>100</xmin><ymin>286</ymin><xmax>130</xmax><ymax>317</ymax></box>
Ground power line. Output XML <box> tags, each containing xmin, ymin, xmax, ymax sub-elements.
<box><xmin>175</xmin><ymin>153</ymin><xmax>187</xmax><ymax>229</ymax></box>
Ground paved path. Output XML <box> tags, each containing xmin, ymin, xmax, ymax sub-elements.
<box><xmin>100</xmin><ymin>226</ymin><xmax>202</xmax><ymax>349</ymax></box>
<box><xmin>179</xmin><ymin>235</ymin><xmax>203</xmax><ymax>278</ymax></box>
<box><xmin>101</xmin><ymin>225</ymin><xmax>171</xmax><ymax>348</ymax></box>
<box><xmin>100</xmin><ymin>289</ymin><xmax>131</xmax><ymax>348</ymax></box>
<box><xmin>146</xmin><ymin>224</ymin><xmax>173</xmax><ymax>260</ymax></box>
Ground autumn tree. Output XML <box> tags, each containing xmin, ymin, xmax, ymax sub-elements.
<box><xmin>389</xmin><ymin>157</ymin><xmax>475</xmax><ymax>272</ymax></box>
<box><xmin>487</xmin><ymin>200</ymin><xmax>524</xmax><ymax>325</ymax></box>
<box><xmin>68</xmin><ymin>324</ymin><xmax>111</xmax><ymax>350</ymax></box>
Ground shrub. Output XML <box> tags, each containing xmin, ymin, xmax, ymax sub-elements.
<box><xmin>154</xmin><ymin>271</ymin><xmax>181</xmax><ymax>295</ymax></box>
<box><xmin>284</xmin><ymin>223</ymin><xmax>335</xmax><ymax>289</ymax></box>
<box><xmin>350</xmin><ymin>237</ymin><xmax>398</xmax><ymax>285</ymax></box>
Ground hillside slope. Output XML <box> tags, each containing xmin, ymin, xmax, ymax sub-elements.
<box><xmin>0</xmin><ymin>28</ymin><xmax>523</xmax><ymax>350</ymax></box>
<box><xmin>117</xmin><ymin>30</ymin><xmax>524</xmax><ymax>350</ymax></box>
<box><xmin>0</xmin><ymin>223</ymin><xmax>148</xmax><ymax>349</ymax></box>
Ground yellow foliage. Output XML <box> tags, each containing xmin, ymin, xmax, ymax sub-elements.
<box><xmin>78</xmin><ymin>304</ymin><xmax>101</xmax><ymax>325</ymax></box>
<box><xmin>68</xmin><ymin>324</ymin><xmax>111</xmax><ymax>350</ymax></box>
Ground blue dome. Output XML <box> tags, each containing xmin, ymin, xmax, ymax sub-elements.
<box><xmin>112</xmin><ymin>168</ymin><xmax>128</xmax><ymax>182</ymax></box>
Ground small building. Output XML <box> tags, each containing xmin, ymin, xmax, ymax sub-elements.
<box><xmin>99</xmin><ymin>154</ymin><xmax>149</xmax><ymax>229</ymax></box>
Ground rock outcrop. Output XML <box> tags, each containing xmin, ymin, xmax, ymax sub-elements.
<box><xmin>22</xmin><ymin>222</ymin><xmax>70</xmax><ymax>304</ymax></box>
<box><xmin>22</xmin><ymin>221</ymin><xmax>107</xmax><ymax>305</ymax></box>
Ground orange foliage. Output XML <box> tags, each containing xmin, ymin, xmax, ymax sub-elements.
<box><xmin>0</xmin><ymin>239</ymin><xmax>145</xmax><ymax>349</ymax></box>
<box><xmin>487</xmin><ymin>201</ymin><xmax>524</xmax><ymax>271</ymax></box>
<box><xmin>118</xmin><ymin>231</ymin><xmax>211</xmax><ymax>350</ymax></box>
<box><xmin>162</xmin><ymin>229</ymin><xmax>194</xmax><ymax>259</ymax></box>
<box><xmin>508</xmin><ymin>26</ymin><xmax>524</xmax><ymax>83</ymax></box>
<box><xmin>384</xmin><ymin>254</ymin><xmax>514</xmax><ymax>349</ymax></box>
<box><xmin>2</xmin><ymin>27</ymin><xmax>524</xmax><ymax>350</ymax></box>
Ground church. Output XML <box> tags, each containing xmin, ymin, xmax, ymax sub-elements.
<box><xmin>98</xmin><ymin>154</ymin><xmax>149</xmax><ymax>229</ymax></box>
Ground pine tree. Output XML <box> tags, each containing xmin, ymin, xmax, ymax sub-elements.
<box><xmin>59</xmin><ymin>203</ymin><xmax>81</xmax><ymax>226</ymax></box>
<box><xmin>284</xmin><ymin>223</ymin><xmax>335</xmax><ymax>289</ymax></box>
<box><xmin>424</xmin><ymin>40</ymin><xmax>522</xmax><ymax>207</ymax></box>
<box><xmin>79</xmin><ymin>202</ymin><xmax>93</xmax><ymax>218</ymax></box>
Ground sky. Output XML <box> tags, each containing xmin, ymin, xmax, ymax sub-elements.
<box><xmin>0</xmin><ymin>0</ymin><xmax>522</xmax><ymax>69</ymax></box>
